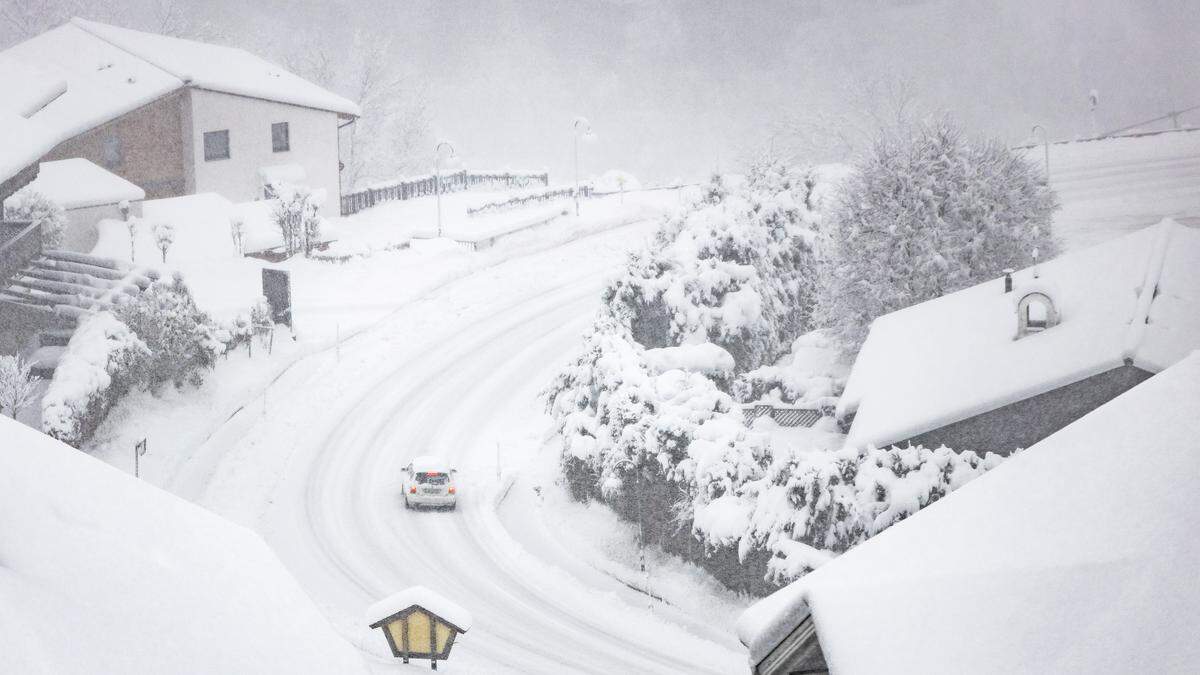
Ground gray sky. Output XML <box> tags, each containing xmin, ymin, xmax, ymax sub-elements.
<box><xmin>9</xmin><ymin>0</ymin><xmax>1200</xmax><ymax>184</ymax></box>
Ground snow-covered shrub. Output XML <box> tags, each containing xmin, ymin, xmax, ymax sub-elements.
<box><xmin>153</xmin><ymin>222</ymin><xmax>175</xmax><ymax>263</ymax></box>
<box><xmin>3</xmin><ymin>188</ymin><xmax>67</xmax><ymax>249</ymax></box>
<box><xmin>42</xmin><ymin>313</ymin><xmax>150</xmax><ymax>447</ymax></box>
<box><xmin>817</xmin><ymin>116</ymin><xmax>1059</xmax><ymax>355</ymax></box>
<box><xmin>230</xmin><ymin>215</ymin><xmax>246</xmax><ymax>256</ymax></box>
<box><xmin>723</xmin><ymin>443</ymin><xmax>1008</xmax><ymax>584</ymax></box>
<box><xmin>271</xmin><ymin>183</ymin><xmax>323</xmax><ymax>257</ymax></box>
<box><xmin>113</xmin><ymin>273</ymin><xmax>223</xmax><ymax>389</ymax></box>
<box><xmin>605</xmin><ymin>160</ymin><xmax>821</xmax><ymax>372</ymax></box>
<box><xmin>731</xmin><ymin>331</ymin><xmax>846</xmax><ymax>408</ymax></box>
<box><xmin>0</xmin><ymin>354</ymin><xmax>42</xmax><ymax>418</ymax></box>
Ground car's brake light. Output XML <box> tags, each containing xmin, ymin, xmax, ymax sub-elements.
<box><xmin>448</xmin><ymin>486</ymin><xmax>456</xmax><ymax>494</ymax></box>
<box><xmin>409</xmin><ymin>486</ymin><xmax>417</xmax><ymax>494</ymax></box>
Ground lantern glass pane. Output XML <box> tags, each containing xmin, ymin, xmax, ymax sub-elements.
<box><xmin>435</xmin><ymin>621</ymin><xmax>452</xmax><ymax>652</ymax></box>
<box><xmin>406</xmin><ymin>610</ymin><xmax>434</xmax><ymax>656</ymax></box>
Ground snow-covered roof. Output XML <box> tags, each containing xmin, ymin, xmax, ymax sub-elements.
<box><xmin>24</xmin><ymin>158</ymin><xmax>145</xmax><ymax>209</ymax></box>
<box><xmin>839</xmin><ymin>218</ymin><xmax>1200</xmax><ymax>450</ymax></box>
<box><xmin>367</xmin><ymin>586</ymin><xmax>474</xmax><ymax>631</ymax></box>
<box><xmin>0</xmin><ymin>18</ymin><xmax>359</xmax><ymax>147</ymax></box>
<box><xmin>0</xmin><ymin>416</ymin><xmax>366</xmax><ymax>674</ymax></box>
<box><xmin>740</xmin><ymin>350</ymin><xmax>1200</xmax><ymax>674</ymax></box>
<box><xmin>0</xmin><ymin>59</ymin><xmax>70</xmax><ymax>186</ymax></box>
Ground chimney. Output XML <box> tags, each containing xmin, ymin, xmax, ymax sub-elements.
<box><xmin>1003</xmin><ymin>268</ymin><xmax>1014</xmax><ymax>293</ymax></box>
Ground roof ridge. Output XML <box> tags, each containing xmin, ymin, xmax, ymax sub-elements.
<box><xmin>68</xmin><ymin>17</ymin><xmax>186</xmax><ymax>84</ymax></box>
<box><xmin>1122</xmin><ymin>219</ymin><xmax>1174</xmax><ymax>362</ymax></box>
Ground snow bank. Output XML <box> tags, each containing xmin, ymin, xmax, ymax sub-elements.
<box><xmin>593</xmin><ymin>169</ymin><xmax>641</xmax><ymax>193</ymax></box>
<box><xmin>751</xmin><ymin>350</ymin><xmax>1200</xmax><ymax>675</ymax></box>
<box><xmin>366</xmin><ymin>586</ymin><xmax>474</xmax><ymax>631</ymax></box>
<box><xmin>0</xmin><ymin>415</ymin><xmax>366</xmax><ymax>674</ymax></box>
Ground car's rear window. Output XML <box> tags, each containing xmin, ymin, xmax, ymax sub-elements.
<box><xmin>416</xmin><ymin>472</ymin><xmax>449</xmax><ymax>485</ymax></box>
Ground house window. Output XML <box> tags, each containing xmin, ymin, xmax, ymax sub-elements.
<box><xmin>272</xmin><ymin>122</ymin><xmax>290</xmax><ymax>152</ymax></box>
<box><xmin>101</xmin><ymin>135</ymin><xmax>122</xmax><ymax>169</ymax></box>
<box><xmin>204</xmin><ymin>130</ymin><xmax>230</xmax><ymax>161</ymax></box>
<box><xmin>1016</xmin><ymin>292</ymin><xmax>1059</xmax><ymax>338</ymax></box>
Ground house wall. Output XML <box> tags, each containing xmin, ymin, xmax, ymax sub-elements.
<box><xmin>901</xmin><ymin>365</ymin><xmax>1153</xmax><ymax>455</ymax></box>
<box><xmin>188</xmin><ymin>89</ymin><xmax>342</xmax><ymax>216</ymax></box>
<box><xmin>43</xmin><ymin>92</ymin><xmax>188</xmax><ymax>200</ymax></box>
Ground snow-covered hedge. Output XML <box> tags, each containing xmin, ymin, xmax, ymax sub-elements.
<box><xmin>708</xmin><ymin>443</ymin><xmax>1007</xmax><ymax>584</ymax></box>
<box><xmin>42</xmin><ymin>313</ymin><xmax>150</xmax><ymax>447</ymax></box>
<box><xmin>113</xmin><ymin>273</ymin><xmax>224</xmax><ymax>389</ymax></box>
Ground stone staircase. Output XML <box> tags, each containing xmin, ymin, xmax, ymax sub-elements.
<box><xmin>0</xmin><ymin>250</ymin><xmax>153</xmax><ymax>377</ymax></box>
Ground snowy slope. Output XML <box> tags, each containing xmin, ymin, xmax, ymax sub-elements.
<box><xmin>1020</xmin><ymin>130</ymin><xmax>1200</xmax><ymax>250</ymax></box>
<box><xmin>0</xmin><ymin>416</ymin><xmax>365</xmax><ymax>674</ymax></box>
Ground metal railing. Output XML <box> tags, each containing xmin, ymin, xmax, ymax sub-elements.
<box><xmin>0</xmin><ymin>220</ymin><xmax>41</xmax><ymax>287</ymax></box>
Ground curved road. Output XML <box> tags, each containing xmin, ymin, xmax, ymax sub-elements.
<box><xmin>184</xmin><ymin>223</ymin><xmax>745</xmax><ymax>673</ymax></box>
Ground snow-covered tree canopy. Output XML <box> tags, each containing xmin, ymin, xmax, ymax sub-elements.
<box><xmin>3</xmin><ymin>188</ymin><xmax>67</xmax><ymax>249</ymax></box>
<box><xmin>817</xmin><ymin>117</ymin><xmax>1059</xmax><ymax>355</ymax></box>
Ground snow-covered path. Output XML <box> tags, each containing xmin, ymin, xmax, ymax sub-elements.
<box><xmin>171</xmin><ymin>220</ymin><xmax>745</xmax><ymax>673</ymax></box>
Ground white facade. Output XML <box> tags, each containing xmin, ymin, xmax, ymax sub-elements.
<box><xmin>187</xmin><ymin>89</ymin><xmax>342</xmax><ymax>216</ymax></box>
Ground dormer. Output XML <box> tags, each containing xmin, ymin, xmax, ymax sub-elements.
<box><xmin>1010</xmin><ymin>277</ymin><xmax>1060</xmax><ymax>339</ymax></box>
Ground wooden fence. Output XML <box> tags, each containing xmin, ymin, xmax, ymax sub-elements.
<box><xmin>340</xmin><ymin>170</ymin><xmax>550</xmax><ymax>216</ymax></box>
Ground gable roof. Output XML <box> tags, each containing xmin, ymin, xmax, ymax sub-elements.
<box><xmin>0</xmin><ymin>18</ymin><xmax>359</xmax><ymax>148</ymax></box>
<box><xmin>740</xmin><ymin>350</ymin><xmax>1200</xmax><ymax>674</ymax></box>
<box><xmin>838</xmin><ymin>219</ymin><xmax>1200</xmax><ymax>450</ymax></box>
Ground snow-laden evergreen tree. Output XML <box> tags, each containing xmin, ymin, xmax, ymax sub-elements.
<box><xmin>113</xmin><ymin>273</ymin><xmax>223</xmax><ymax>389</ymax></box>
<box><xmin>0</xmin><ymin>354</ymin><xmax>41</xmax><ymax>418</ymax></box>
<box><xmin>817</xmin><ymin>117</ymin><xmax>1059</xmax><ymax>355</ymax></box>
<box><xmin>3</xmin><ymin>188</ymin><xmax>67</xmax><ymax>249</ymax></box>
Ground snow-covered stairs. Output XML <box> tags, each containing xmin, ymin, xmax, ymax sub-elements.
<box><xmin>1</xmin><ymin>250</ymin><xmax>153</xmax><ymax>377</ymax></box>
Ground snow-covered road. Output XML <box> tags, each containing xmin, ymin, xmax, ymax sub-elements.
<box><xmin>172</xmin><ymin>220</ymin><xmax>746</xmax><ymax>673</ymax></box>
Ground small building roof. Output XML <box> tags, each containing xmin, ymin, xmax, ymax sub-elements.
<box><xmin>23</xmin><ymin>158</ymin><xmax>145</xmax><ymax>209</ymax></box>
<box><xmin>838</xmin><ymin>219</ymin><xmax>1200</xmax><ymax>450</ymax></box>
<box><xmin>0</xmin><ymin>18</ymin><xmax>359</xmax><ymax>148</ymax></box>
<box><xmin>367</xmin><ymin>586</ymin><xmax>474</xmax><ymax>632</ymax></box>
<box><xmin>739</xmin><ymin>350</ymin><xmax>1200</xmax><ymax>674</ymax></box>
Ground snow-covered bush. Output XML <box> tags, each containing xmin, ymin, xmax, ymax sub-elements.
<box><xmin>42</xmin><ymin>313</ymin><xmax>150</xmax><ymax>447</ymax></box>
<box><xmin>694</xmin><ymin>443</ymin><xmax>1009</xmax><ymax>585</ymax></box>
<box><xmin>153</xmin><ymin>222</ymin><xmax>175</xmax><ymax>263</ymax></box>
<box><xmin>113</xmin><ymin>273</ymin><xmax>223</xmax><ymax>389</ymax></box>
<box><xmin>817</xmin><ymin>116</ymin><xmax>1059</xmax><ymax>355</ymax></box>
<box><xmin>731</xmin><ymin>331</ymin><xmax>845</xmax><ymax>408</ymax></box>
<box><xmin>271</xmin><ymin>183</ymin><xmax>323</xmax><ymax>257</ymax></box>
<box><xmin>3</xmin><ymin>188</ymin><xmax>67</xmax><ymax>249</ymax></box>
<box><xmin>230</xmin><ymin>215</ymin><xmax>246</xmax><ymax>256</ymax></box>
<box><xmin>0</xmin><ymin>354</ymin><xmax>42</xmax><ymax>418</ymax></box>
<box><xmin>606</xmin><ymin>160</ymin><xmax>821</xmax><ymax>372</ymax></box>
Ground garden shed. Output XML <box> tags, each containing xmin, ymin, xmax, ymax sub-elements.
<box><xmin>17</xmin><ymin>158</ymin><xmax>145</xmax><ymax>251</ymax></box>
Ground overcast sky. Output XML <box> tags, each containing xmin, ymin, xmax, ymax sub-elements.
<box><xmin>10</xmin><ymin>0</ymin><xmax>1200</xmax><ymax>184</ymax></box>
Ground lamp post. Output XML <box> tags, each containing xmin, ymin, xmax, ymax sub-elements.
<box><xmin>1031</xmin><ymin>124</ymin><xmax>1050</xmax><ymax>184</ymax></box>
<box><xmin>572</xmin><ymin>116</ymin><xmax>592</xmax><ymax>217</ymax></box>
<box><xmin>435</xmin><ymin>140</ymin><xmax>455</xmax><ymax>238</ymax></box>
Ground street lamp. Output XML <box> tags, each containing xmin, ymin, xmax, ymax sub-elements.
<box><xmin>1031</xmin><ymin>124</ymin><xmax>1050</xmax><ymax>184</ymax></box>
<box><xmin>572</xmin><ymin>116</ymin><xmax>593</xmax><ymax>217</ymax></box>
<box><xmin>435</xmin><ymin>140</ymin><xmax>455</xmax><ymax>238</ymax></box>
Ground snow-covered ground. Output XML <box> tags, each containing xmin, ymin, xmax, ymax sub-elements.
<box><xmin>78</xmin><ymin>188</ymin><xmax>749</xmax><ymax>672</ymax></box>
<box><xmin>1021</xmin><ymin>130</ymin><xmax>1200</xmax><ymax>250</ymax></box>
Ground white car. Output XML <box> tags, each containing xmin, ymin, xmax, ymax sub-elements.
<box><xmin>403</xmin><ymin>456</ymin><xmax>458</xmax><ymax>510</ymax></box>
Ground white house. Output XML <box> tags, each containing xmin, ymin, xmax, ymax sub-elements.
<box><xmin>0</xmin><ymin>18</ymin><xmax>359</xmax><ymax>215</ymax></box>
<box><xmin>737</xmin><ymin>350</ymin><xmax>1200</xmax><ymax>675</ymax></box>
<box><xmin>836</xmin><ymin>218</ymin><xmax>1200</xmax><ymax>455</ymax></box>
